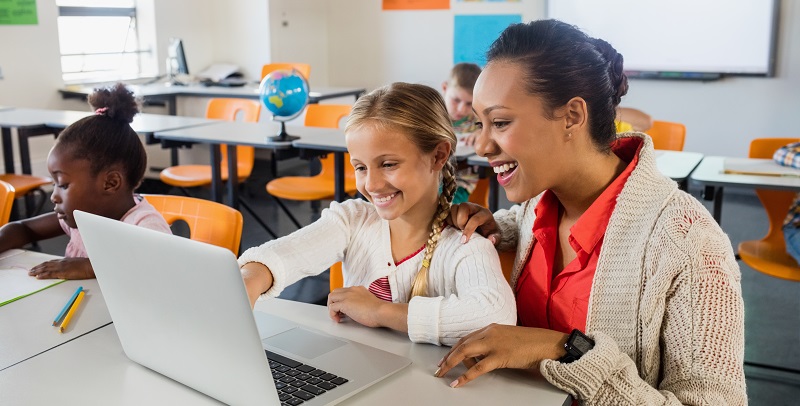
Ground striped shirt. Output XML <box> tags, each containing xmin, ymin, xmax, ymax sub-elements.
<box><xmin>773</xmin><ymin>142</ymin><xmax>800</xmax><ymax>227</ymax></box>
<box><xmin>368</xmin><ymin>244</ymin><xmax>425</xmax><ymax>302</ymax></box>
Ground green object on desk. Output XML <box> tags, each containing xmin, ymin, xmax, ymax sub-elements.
<box><xmin>0</xmin><ymin>250</ymin><xmax>67</xmax><ymax>306</ymax></box>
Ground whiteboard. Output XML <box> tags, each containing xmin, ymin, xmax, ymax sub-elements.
<box><xmin>547</xmin><ymin>0</ymin><xmax>779</xmax><ymax>78</ymax></box>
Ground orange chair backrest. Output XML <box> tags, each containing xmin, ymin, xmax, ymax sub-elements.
<box><xmin>143</xmin><ymin>194</ymin><xmax>244</xmax><ymax>254</ymax></box>
<box><xmin>261</xmin><ymin>63</ymin><xmax>311</xmax><ymax>82</ymax></box>
<box><xmin>304</xmin><ymin>104</ymin><xmax>353</xmax><ymax>179</ymax></box>
<box><xmin>647</xmin><ymin>120</ymin><xmax>686</xmax><ymax>151</ymax></box>
<box><xmin>0</xmin><ymin>180</ymin><xmax>15</xmax><ymax>226</ymax></box>
<box><xmin>330</xmin><ymin>262</ymin><xmax>344</xmax><ymax>291</ymax></box>
<box><xmin>468</xmin><ymin>178</ymin><xmax>490</xmax><ymax>208</ymax></box>
<box><xmin>206</xmin><ymin>98</ymin><xmax>262</xmax><ymax>180</ymax></box>
<box><xmin>749</xmin><ymin>138</ymin><xmax>800</xmax><ymax>247</ymax></box>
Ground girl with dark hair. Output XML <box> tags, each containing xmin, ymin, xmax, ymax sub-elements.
<box><xmin>438</xmin><ymin>20</ymin><xmax>746</xmax><ymax>404</ymax></box>
<box><xmin>0</xmin><ymin>83</ymin><xmax>171</xmax><ymax>279</ymax></box>
<box><xmin>239</xmin><ymin>83</ymin><xmax>516</xmax><ymax>345</ymax></box>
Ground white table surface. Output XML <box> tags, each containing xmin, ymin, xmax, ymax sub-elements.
<box><xmin>154</xmin><ymin>120</ymin><xmax>342</xmax><ymax>150</ymax></box>
<box><xmin>0</xmin><ymin>108</ymin><xmax>92</xmax><ymax>128</ymax></box>
<box><xmin>690</xmin><ymin>156</ymin><xmax>800</xmax><ymax>191</ymax></box>
<box><xmin>0</xmin><ymin>251</ymin><xmax>111</xmax><ymax>370</ymax></box>
<box><xmin>40</xmin><ymin>112</ymin><xmax>222</xmax><ymax>136</ymax></box>
<box><xmin>0</xmin><ymin>106</ymin><xmax>13</xmax><ymax>112</ymax></box>
<box><xmin>62</xmin><ymin>83</ymin><xmax>365</xmax><ymax>102</ymax></box>
<box><xmin>0</xmin><ymin>298</ymin><xmax>569</xmax><ymax>406</ymax></box>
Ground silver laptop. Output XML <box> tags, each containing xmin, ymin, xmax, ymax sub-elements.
<box><xmin>74</xmin><ymin>210</ymin><xmax>411</xmax><ymax>406</ymax></box>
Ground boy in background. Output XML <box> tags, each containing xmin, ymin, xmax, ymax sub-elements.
<box><xmin>442</xmin><ymin>63</ymin><xmax>482</xmax><ymax>204</ymax></box>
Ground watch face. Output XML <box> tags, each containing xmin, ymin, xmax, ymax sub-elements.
<box><xmin>572</xmin><ymin>335</ymin><xmax>594</xmax><ymax>353</ymax></box>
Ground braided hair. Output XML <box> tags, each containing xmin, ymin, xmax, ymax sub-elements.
<box><xmin>345</xmin><ymin>82</ymin><xmax>457</xmax><ymax>300</ymax></box>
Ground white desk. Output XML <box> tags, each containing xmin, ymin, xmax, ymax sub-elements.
<box><xmin>0</xmin><ymin>298</ymin><xmax>569</xmax><ymax>405</ymax></box>
<box><xmin>689</xmin><ymin>156</ymin><xmax>800</xmax><ymax>223</ymax></box>
<box><xmin>154</xmin><ymin>121</ymin><xmax>343</xmax><ymax>207</ymax></box>
<box><xmin>60</xmin><ymin>84</ymin><xmax>366</xmax><ymax>115</ymax></box>
<box><xmin>468</xmin><ymin>150</ymin><xmax>705</xmax><ymax>212</ymax></box>
<box><xmin>0</xmin><ymin>106</ymin><xmax>13</xmax><ymax>112</ymax></box>
<box><xmin>0</xmin><ymin>251</ymin><xmax>112</xmax><ymax>371</ymax></box>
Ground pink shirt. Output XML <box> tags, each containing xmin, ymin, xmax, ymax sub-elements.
<box><xmin>60</xmin><ymin>195</ymin><xmax>172</xmax><ymax>258</ymax></box>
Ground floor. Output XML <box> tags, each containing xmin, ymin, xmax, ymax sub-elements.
<box><xmin>30</xmin><ymin>156</ymin><xmax>800</xmax><ymax>405</ymax></box>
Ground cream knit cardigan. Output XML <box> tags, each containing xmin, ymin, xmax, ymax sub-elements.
<box><xmin>238</xmin><ymin>199</ymin><xmax>517</xmax><ymax>346</ymax></box>
<box><xmin>494</xmin><ymin>133</ymin><xmax>746</xmax><ymax>405</ymax></box>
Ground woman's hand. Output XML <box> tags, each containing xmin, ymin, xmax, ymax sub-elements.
<box><xmin>435</xmin><ymin>324</ymin><xmax>568</xmax><ymax>388</ymax></box>
<box><xmin>327</xmin><ymin>286</ymin><xmax>408</xmax><ymax>331</ymax></box>
<box><xmin>448</xmin><ymin>202</ymin><xmax>500</xmax><ymax>246</ymax></box>
<box><xmin>29</xmin><ymin>258</ymin><xmax>95</xmax><ymax>280</ymax></box>
<box><xmin>240</xmin><ymin>262</ymin><xmax>274</xmax><ymax>309</ymax></box>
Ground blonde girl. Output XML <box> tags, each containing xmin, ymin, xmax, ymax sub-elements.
<box><xmin>239</xmin><ymin>83</ymin><xmax>515</xmax><ymax>345</ymax></box>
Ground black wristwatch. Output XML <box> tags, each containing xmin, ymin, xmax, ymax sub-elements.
<box><xmin>559</xmin><ymin>329</ymin><xmax>595</xmax><ymax>363</ymax></box>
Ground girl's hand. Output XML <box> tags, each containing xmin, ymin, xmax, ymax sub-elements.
<box><xmin>29</xmin><ymin>258</ymin><xmax>95</xmax><ymax>280</ymax></box>
<box><xmin>327</xmin><ymin>286</ymin><xmax>405</xmax><ymax>329</ymax></box>
<box><xmin>435</xmin><ymin>324</ymin><xmax>569</xmax><ymax>388</ymax></box>
<box><xmin>447</xmin><ymin>202</ymin><xmax>500</xmax><ymax>246</ymax></box>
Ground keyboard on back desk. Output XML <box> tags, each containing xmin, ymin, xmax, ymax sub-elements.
<box><xmin>266</xmin><ymin>350</ymin><xmax>349</xmax><ymax>406</ymax></box>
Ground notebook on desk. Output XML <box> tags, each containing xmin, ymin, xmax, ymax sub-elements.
<box><xmin>74</xmin><ymin>210</ymin><xmax>410</xmax><ymax>406</ymax></box>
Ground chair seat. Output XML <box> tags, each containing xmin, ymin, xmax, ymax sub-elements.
<box><xmin>160</xmin><ymin>165</ymin><xmax>249</xmax><ymax>188</ymax></box>
<box><xmin>0</xmin><ymin>174</ymin><xmax>52</xmax><ymax>194</ymax></box>
<box><xmin>738</xmin><ymin>240</ymin><xmax>800</xmax><ymax>282</ymax></box>
<box><xmin>267</xmin><ymin>176</ymin><xmax>357</xmax><ymax>201</ymax></box>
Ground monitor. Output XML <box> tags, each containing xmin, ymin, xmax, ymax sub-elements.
<box><xmin>167</xmin><ymin>38</ymin><xmax>189</xmax><ymax>76</ymax></box>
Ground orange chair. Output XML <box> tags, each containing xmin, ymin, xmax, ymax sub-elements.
<box><xmin>330</xmin><ymin>262</ymin><xmax>344</xmax><ymax>291</ymax></box>
<box><xmin>468</xmin><ymin>178</ymin><xmax>490</xmax><ymax>208</ymax></box>
<box><xmin>737</xmin><ymin>138</ymin><xmax>800</xmax><ymax>282</ymax></box>
<box><xmin>261</xmin><ymin>63</ymin><xmax>311</xmax><ymax>81</ymax></box>
<box><xmin>0</xmin><ymin>180</ymin><xmax>16</xmax><ymax>226</ymax></box>
<box><xmin>160</xmin><ymin>98</ymin><xmax>261</xmax><ymax>189</ymax></box>
<box><xmin>646</xmin><ymin>120</ymin><xmax>686</xmax><ymax>151</ymax></box>
<box><xmin>143</xmin><ymin>194</ymin><xmax>243</xmax><ymax>254</ymax></box>
<box><xmin>266</xmin><ymin>104</ymin><xmax>355</xmax><ymax>227</ymax></box>
<box><xmin>0</xmin><ymin>174</ymin><xmax>52</xmax><ymax>218</ymax></box>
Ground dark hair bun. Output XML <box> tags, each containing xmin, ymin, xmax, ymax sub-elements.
<box><xmin>87</xmin><ymin>83</ymin><xmax>141</xmax><ymax>124</ymax></box>
<box><xmin>591</xmin><ymin>38</ymin><xmax>629</xmax><ymax>106</ymax></box>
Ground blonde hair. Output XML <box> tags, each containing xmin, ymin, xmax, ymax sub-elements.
<box><xmin>345</xmin><ymin>83</ymin><xmax>457</xmax><ymax>300</ymax></box>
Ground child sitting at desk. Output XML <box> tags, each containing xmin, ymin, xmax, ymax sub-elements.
<box><xmin>773</xmin><ymin>141</ymin><xmax>800</xmax><ymax>263</ymax></box>
<box><xmin>443</xmin><ymin>63</ymin><xmax>482</xmax><ymax>204</ymax></box>
<box><xmin>0</xmin><ymin>83</ymin><xmax>171</xmax><ymax>279</ymax></box>
<box><xmin>239</xmin><ymin>83</ymin><xmax>516</xmax><ymax>346</ymax></box>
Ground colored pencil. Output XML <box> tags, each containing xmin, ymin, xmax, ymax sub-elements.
<box><xmin>52</xmin><ymin>286</ymin><xmax>83</xmax><ymax>326</ymax></box>
<box><xmin>59</xmin><ymin>290</ymin><xmax>85</xmax><ymax>333</ymax></box>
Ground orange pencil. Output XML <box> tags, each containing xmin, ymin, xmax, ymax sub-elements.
<box><xmin>59</xmin><ymin>290</ymin><xmax>85</xmax><ymax>333</ymax></box>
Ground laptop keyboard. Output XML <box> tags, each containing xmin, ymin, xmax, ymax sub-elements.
<box><xmin>266</xmin><ymin>350</ymin><xmax>349</xmax><ymax>405</ymax></box>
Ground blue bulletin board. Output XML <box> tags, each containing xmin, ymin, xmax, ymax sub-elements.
<box><xmin>454</xmin><ymin>14</ymin><xmax>522</xmax><ymax>66</ymax></box>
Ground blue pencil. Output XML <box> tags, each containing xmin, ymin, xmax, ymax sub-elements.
<box><xmin>52</xmin><ymin>286</ymin><xmax>83</xmax><ymax>326</ymax></box>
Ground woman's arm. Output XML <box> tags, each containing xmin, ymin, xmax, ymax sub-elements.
<box><xmin>540</xmin><ymin>214</ymin><xmax>746</xmax><ymax>405</ymax></box>
<box><xmin>448</xmin><ymin>202</ymin><xmax>524</xmax><ymax>250</ymax></box>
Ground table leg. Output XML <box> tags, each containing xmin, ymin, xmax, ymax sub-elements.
<box><xmin>488</xmin><ymin>176</ymin><xmax>499</xmax><ymax>212</ymax></box>
<box><xmin>334</xmin><ymin>152</ymin><xmax>345</xmax><ymax>202</ymax></box>
<box><xmin>210</xmin><ymin>144</ymin><xmax>223</xmax><ymax>203</ymax></box>
<box><xmin>2</xmin><ymin>127</ymin><xmax>13</xmax><ymax>174</ymax></box>
<box><xmin>227</xmin><ymin>146</ymin><xmax>238</xmax><ymax>210</ymax></box>
<box><xmin>713</xmin><ymin>186</ymin><xmax>724</xmax><ymax>225</ymax></box>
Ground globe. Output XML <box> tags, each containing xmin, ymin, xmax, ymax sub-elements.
<box><xmin>258</xmin><ymin>69</ymin><xmax>310</xmax><ymax>141</ymax></box>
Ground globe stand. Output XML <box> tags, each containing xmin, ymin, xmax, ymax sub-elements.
<box><xmin>268</xmin><ymin>121</ymin><xmax>300</xmax><ymax>142</ymax></box>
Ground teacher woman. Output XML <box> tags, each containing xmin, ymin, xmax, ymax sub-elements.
<box><xmin>438</xmin><ymin>20</ymin><xmax>746</xmax><ymax>405</ymax></box>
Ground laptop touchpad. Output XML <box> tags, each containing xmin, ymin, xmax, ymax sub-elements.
<box><xmin>263</xmin><ymin>328</ymin><xmax>347</xmax><ymax>359</ymax></box>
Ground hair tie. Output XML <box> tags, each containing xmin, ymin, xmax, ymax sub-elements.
<box><xmin>95</xmin><ymin>107</ymin><xmax>109</xmax><ymax>115</ymax></box>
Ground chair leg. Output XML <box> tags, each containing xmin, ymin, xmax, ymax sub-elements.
<box><xmin>237</xmin><ymin>198</ymin><xmax>279</xmax><ymax>239</ymax></box>
<box><xmin>178</xmin><ymin>187</ymin><xmax>192</xmax><ymax>197</ymax></box>
<box><xmin>271</xmin><ymin>196</ymin><xmax>303</xmax><ymax>229</ymax></box>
